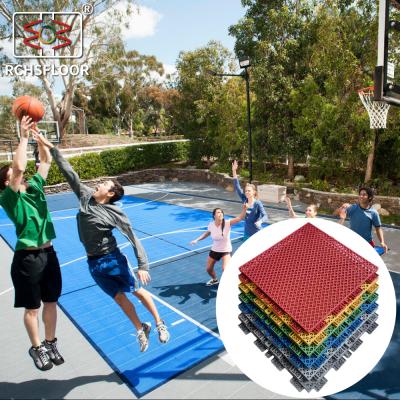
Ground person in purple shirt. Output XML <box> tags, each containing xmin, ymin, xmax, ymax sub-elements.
<box><xmin>231</xmin><ymin>160</ymin><xmax>268</xmax><ymax>240</ymax></box>
<box><xmin>336</xmin><ymin>186</ymin><xmax>388</xmax><ymax>254</ymax></box>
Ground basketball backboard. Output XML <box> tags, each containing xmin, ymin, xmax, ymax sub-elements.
<box><xmin>16</xmin><ymin>120</ymin><xmax>60</xmax><ymax>144</ymax></box>
<box><xmin>375</xmin><ymin>0</ymin><xmax>400</xmax><ymax>105</ymax></box>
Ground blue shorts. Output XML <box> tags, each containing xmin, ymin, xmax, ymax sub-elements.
<box><xmin>87</xmin><ymin>249</ymin><xmax>140</xmax><ymax>298</ymax></box>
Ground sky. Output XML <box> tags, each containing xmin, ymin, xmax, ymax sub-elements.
<box><xmin>0</xmin><ymin>0</ymin><xmax>246</xmax><ymax>96</ymax></box>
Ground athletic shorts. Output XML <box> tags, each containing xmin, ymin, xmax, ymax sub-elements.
<box><xmin>209</xmin><ymin>250</ymin><xmax>231</xmax><ymax>261</ymax></box>
<box><xmin>87</xmin><ymin>248</ymin><xmax>140</xmax><ymax>298</ymax></box>
<box><xmin>11</xmin><ymin>246</ymin><xmax>62</xmax><ymax>309</ymax></box>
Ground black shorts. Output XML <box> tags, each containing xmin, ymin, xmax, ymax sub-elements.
<box><xmin>209</xmin><ymin>250</ymin><xmax>231</xmax><ymax>261</ymax></box>
<box><xmin>11</xmin><ymin>247</ymin><xmax>62</xmax><ymax>309</ymax></box>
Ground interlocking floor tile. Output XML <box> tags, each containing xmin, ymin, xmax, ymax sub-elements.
<box><xmin>239</xmin><ymin>223</ymin><xmax>379</xmax><ymax>332</ymax></box>
<box><xmin>239</xmin><ymin>304</ymin><xmax>378</xmax><ymax>392</ymax></box>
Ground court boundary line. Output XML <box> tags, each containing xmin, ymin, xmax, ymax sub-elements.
<box><xmin>3</xmin><ymin>238</ymin><xmax>398</xmax><ymax>297</ymax></box>
<box><xmin>126</xmin><ymin>186</ymin><xmax>400</xmax><ymax>230</ymax></box>
<box><xmin>2</xmin><ymin>186</ymin><xmax>400</xmax><ymax>230</ymax></box>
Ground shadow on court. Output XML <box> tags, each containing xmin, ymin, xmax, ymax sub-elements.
<box><xmin>328</xmin><ymin>272</ymin><xmax>400</xmax><ymax>399</ymax></box>
<box><xmin>0</xmin><ymin>373</ymin><xmax>123</xmax><ymax>399</ymax></box>
<box><xmin>121</xmin><ymin>330</ymin><xmax>223</xmax><ymax>397</ymax></box>
<box><xmin>154</xmin><ymin>282</ymin><xmax>218</xmax><ymax>305</ymax></box>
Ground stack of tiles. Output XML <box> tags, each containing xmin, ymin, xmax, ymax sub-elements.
<box><xmin>237</xmin><ymin>223</ymin><xmax>379</xmax><ymax>392</ymax></box>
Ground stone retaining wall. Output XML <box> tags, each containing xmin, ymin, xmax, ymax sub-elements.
<box><xmin>44</xmin><ymin>168</ymin><xmax>400</xmax><ymax>216</ymax></box>
<box><xmin>299</xmin><ymin>188</ymin><xmax>400</xmax><ymax>216</ymax></box>
<box><xmin>44</xmin><ymin>168</ymin><xmax>236</xmax><ymax>194</ymax></box>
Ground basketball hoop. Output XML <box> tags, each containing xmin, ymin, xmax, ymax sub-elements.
<box><xmin>358</xmin><ymin>86</ymin><xmax>390</xmax><ymax>129</ymax></box>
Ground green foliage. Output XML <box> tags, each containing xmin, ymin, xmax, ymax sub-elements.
<box><xmin>309</xmin><ymin>179</ymin><xmax>331</xmax><ymax>192</ymax></box>
<box><xmin>227</xmin><ymin>0</ymin><xmax>400</xmax><ymax>186</ymax></box>
<box><xmin>174</xmin><ymin>41</ymin><xmax>248</xmax><ymax>165</ymax></box>
<box><xmin>44</xmin><ymin>141</ymin><xmax>189</xmax><ymax>186</ymax></box>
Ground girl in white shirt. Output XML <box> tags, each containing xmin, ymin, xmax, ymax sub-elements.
<box><xmin>191</xmin><ymin>205</ymin><xmax>246</xmax><ymax>286</ymax></box>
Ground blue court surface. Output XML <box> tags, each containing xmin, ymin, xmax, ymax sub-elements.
<box><xmin>0</xmin><ymin>193</ymin><xmax>244</xmax><ymax>397</ymax></box>
<box><xmin>1</xmin><ymin>189</ymin><xmax>399</xmax><ymax>399</ymax></box>
<box><xmin>327</xmin><ymin>271</ymin><xmax>400</xmax><ymax>400</ymax></box>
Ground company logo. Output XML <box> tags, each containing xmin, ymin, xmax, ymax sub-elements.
<box><xmin>13</xmin><ymin>12</ymin><xmax>83</xmax><ymax>58</ymax></box>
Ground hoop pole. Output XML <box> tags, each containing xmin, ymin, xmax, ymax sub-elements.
<box><xmin>377</xmin><ymin>0</ymin><xmax>388</xmax><ymax>67</ymax></box>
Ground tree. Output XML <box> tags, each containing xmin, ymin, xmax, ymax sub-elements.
<box><xmin>0</xmin><ymin>0</ymin><xmax>137</xmax><ymax>139</ymax></box>
<box><xmin>0</xmin><ymin>96</ymin><xmax>15</xmax><ymax>141</ymax></box>
<box><xmin>229</xmin><ymin>0</ymin><xmax>400</xmax><ymax>184</ymax></box>
<box><xmin>229</xmin><ymin>0</ymin><xmax>317</xmax><ymax>179</ymax></box>
<box><xmin>174</xmin><ymin>41</ymin><xmax>247</xmax><ymax>166</ymax></box>
<box><xmin>85</xmin><ymin>42</ymin><xmax>164</xmax><ymax>136</ymax></box>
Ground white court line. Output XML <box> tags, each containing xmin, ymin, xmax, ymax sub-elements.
<box><xmin>122</xmin><ymin>194</ymin><xmax>169</xmax><ymax>209</ymax></box>
<box><xmin>171</xmin><ymin>318</ymin><xmax>186</xmax><ymax>326</ymax></box>
<box><xmin>0</xmin><ymin>287</ymin><xmax>13</xmax><ymax>296</ymax></box>
<box><xmin>0</xmin><ymin>226</ymin><xmax>243</xmax><ymax>295</ymax></box>
<box><xmin>0</xmin><ymin>193</ymin><xmax>172</xmax><ymax>225</ymax></box>
<box><xmin>150</xmin><ymin>292</ymin><xmax>220</xmax><ymax>340</ymax></box>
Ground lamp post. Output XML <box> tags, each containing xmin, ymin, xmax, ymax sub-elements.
<box><xmin>207</xmin><ymin>56</ymin><xmax>253</xmax><ymax>182</ymax></box>
<box><xmin>238</xmin><ymin>56</ymin><xmax>252</xmax><ymax>183</ymax></box>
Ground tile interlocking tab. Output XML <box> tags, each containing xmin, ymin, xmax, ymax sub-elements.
<box><xmin>238</xmin><ymin>305</ymin><xmax>379</xmax><ymax>392</ymax></box>
<box><xmin>239</xmin><ymin>278</ymin><xmax>378</xmax><ymax>345</ymax></box>
<box><xmin>239</xmin><ymin>223</ymin><xmax>379</xmax><ymax>332</ymax></box>
<box><xmin>239</xmin><ymin>298</ymin><xmax>378</xmax><ymax>369</ymax></box>
<box><xmin>239</xmin><ymin>288</ymin><xmax>378</xmax><ymax>357</ymax></box>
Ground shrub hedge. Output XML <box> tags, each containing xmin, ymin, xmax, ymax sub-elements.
<box><xmin>0</xmin><ymin>141</ymin><xmax>189</xmax><ymax>186</ymax></box>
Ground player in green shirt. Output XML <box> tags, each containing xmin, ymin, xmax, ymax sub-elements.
<box><xmin>0</xmin><ymin>116</ymin><xmax>64</xmax><ymax>371</ymax></box>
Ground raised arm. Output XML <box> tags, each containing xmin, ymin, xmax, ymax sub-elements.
<box><xmin>232</xmin><ymin>160</ymin><xmax>238</xmax><ymax>179</ymax></box>
<box><xmin>230</xmin><ymin>204</ymin><xmax>247</xmax><ymax>225</ymax></box>
<box><xmin>334</xmin><ymin>203</ymin><xmax>350</xmax><ymax>224</ymax></box>
<box><xmin>334</xmin><ymin>203</ymin><xmax>350</xmax><ymax>217</ymax></box>
<box><xmin>190</xmin><ymin>230</ymin><xmax>211</xmax><ymax>245</ymax></box>
<box><xmin>285</xmin><ymin>196</ymin><xmax>297</xmax><ymax>218</ymax></box>
<box><xmin>32</xmin><ymin>132</ymin><xmax>88</xmax><ymax>198</ymax></box>
<box><xmin>9</xmin><ymin>116</ymin><xmax>34</xmax><ymax>191</ymax></box>
<box><xmin>32</xmin><ymin>128</ymin><xmax>52</xmax><ymax>180</ymax></box>
<box><xmin>231</xmin><ymin>160</ymin><xmax>247</xmax><ymax>202</ymax></box>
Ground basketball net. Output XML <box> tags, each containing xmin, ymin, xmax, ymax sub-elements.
<box><xmin>358</xmin><ymin>86</ymin><xmax>390</xmax><ymax>129</ymax></box>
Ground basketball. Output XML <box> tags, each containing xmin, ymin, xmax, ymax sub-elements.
<box><xmin>12</xmin><ymin>96</ymin><xmax>45</xmax><ymax>122</ymax></box>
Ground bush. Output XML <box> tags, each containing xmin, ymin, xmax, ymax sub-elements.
<box><xmin>46</xmin><ymin>141</ymin><xmax>189</xmax><ymax>185</ymax></box>
<box><xmin>309</xmin><ymin>179</ymin><xmax>331</xmax><ymax>192</ymax></box>
<box><xmin>1</xmin><ymin>142</ymin><xmax>189</xmax><ymax>188</ymax></box>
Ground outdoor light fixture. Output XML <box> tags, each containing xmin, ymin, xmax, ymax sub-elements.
<box><xmin>239</xmin><ymin>56</ymin><xmax>251</xmax><ymax>69</ymax></box>
<box><xmin>205</xmin><ymin>56</ymin><xmax>254</xmax><ymax>182</ymax></box>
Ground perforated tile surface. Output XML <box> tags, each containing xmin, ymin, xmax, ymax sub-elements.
<box><xmin>239</xmin><ymin>223</ymin><xmax>378</xmax><ymax>332</ymax></box>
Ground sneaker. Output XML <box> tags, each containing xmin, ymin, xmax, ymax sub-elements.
<box><xmin>155</xmin><ymin>321</ymin><xmax>170</xmax><ymax>343</ymax></box>
<box><xmin>43</xmin><ymin>338</ymin><xmax>64</xmax><ymax>365</ymax></box>
<box><xmin>206</xmin><ymin>278</ymin><xmax>219</xmax><ymax>286</ymax></box>
<box><xmin>29</xmin><ymin>345</ymin><xmax>53</xmax><ymax>371</ymax></box>
<box><xmin>137</xmin><ymin>322</ymin><xmax>151</xmax><ymax>352</ymax></box>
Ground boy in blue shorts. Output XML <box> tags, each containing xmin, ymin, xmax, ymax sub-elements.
<box><xmin>336</xmin><ymin>186</ymin><xmax>388</xmax><ymax>254</ymax></box>
<box><xmin>33</xmin><ymin>132</ymin><xmax>169</xmax><ymax>352</ymax></box>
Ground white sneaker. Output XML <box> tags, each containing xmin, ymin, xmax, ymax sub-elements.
<box><xmin>206</xmin><ymin>278</ymin><xmax>219</xmax><ymax>286</ymax></box>
<box><xmin>137</xmin><ymin>322</ymin><xmax>151</xmax><ymax>352</ymax></box>
<box><xmin>155</xmin><ymin>321</ymin><xmax>170</xmax><ymax>343</ymax></box>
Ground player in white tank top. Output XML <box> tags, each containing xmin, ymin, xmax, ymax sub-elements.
<box><xmin>190</xmin><ymin>205</ymin><xmax>246</xmax><ymax>286</ymax></box>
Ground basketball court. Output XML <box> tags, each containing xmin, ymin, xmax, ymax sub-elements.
<box><xmin>1</xmin><ymin>1</ymin><xmax>400</xmax><ymax>397</ymax></box>
<box><xmin>0</xmin><ymin>181</ymin><xmax>399</xmax><ymax>399</ymax></box>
